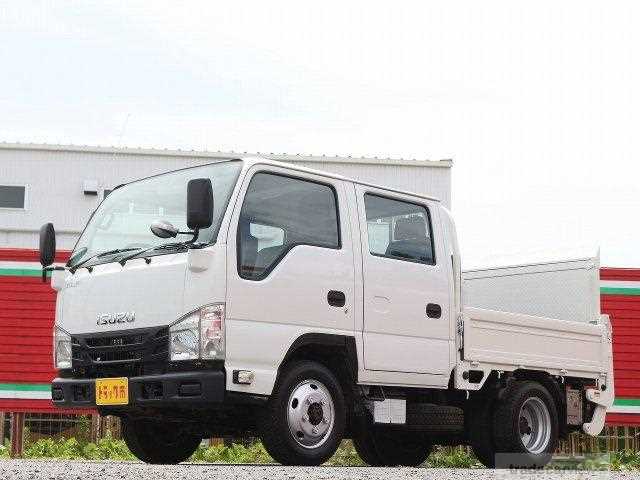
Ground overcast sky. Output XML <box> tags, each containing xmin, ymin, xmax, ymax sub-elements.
<box><xmin>1</xmin><ymin>1</ymin><xmax>639</xmax><ymax>268</ymax></box>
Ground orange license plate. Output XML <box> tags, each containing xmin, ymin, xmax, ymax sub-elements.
<box><xmin>95</xmin><ymin>377</ymin><xmax>129</xmax><ymax>406</ymax></box>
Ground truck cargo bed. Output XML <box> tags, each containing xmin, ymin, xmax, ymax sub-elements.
<box><xmin>462</xmin><ymin>254</ymin><xmax>600</xmax><ymax>324</ymax></box>
<box><xmin>461</xmin><ymin>306</ymin><xmax>610</xmax><ymax>379</ymax></box>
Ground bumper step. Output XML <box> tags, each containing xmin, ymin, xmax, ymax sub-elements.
<box><xmin>51</xmin><ymin>371</ymin><xmax>225</xmax><ymax>409</ymax></box>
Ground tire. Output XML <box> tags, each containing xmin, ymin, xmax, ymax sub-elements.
<box><xmin>259</xmin><ymin>361</ymin><xmax>346</xmax><ymax>466</ymax></box>
<box><xmin>467</xmin><ymin>397</ymin><xmax>497</xmax><ymax>468</ymax></box>
<box><xmin>352</xmin><ymin>421</ymin><xmax>385</xmax><ymax>466</ymax></box>
<box><xmin>121</xmin><ymin>418</ymin><xmax>201</xmax><ymax>464</ymax></box>
<box><xmin>406</xmin><ymin>403</ymin><xmax>464</xmax><ymax>432</ymax></box>
<box><xmin>352</xmin><ymin>411</ymin><xmax>433</xmax><ymax>467</ymax></box>
<box><xmin>492</xmin><ymin>381</ymin><xmax>559</xmax><ymax>469</ymax></box>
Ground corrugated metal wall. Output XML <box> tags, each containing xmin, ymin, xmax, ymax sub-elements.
<box><xmin>601</xmin><ymin>268</ymin><xmax>640</xmax><ymax>426</ymax></box>
<box><xmin>0</xmin><ymin>144</ymin><xmax>451</xmax><ymax>250</ymax></box>
<box><xmin>296</xmin><ymin>160</ymin><xmax>451</xmax><ymax>207</ymax></box>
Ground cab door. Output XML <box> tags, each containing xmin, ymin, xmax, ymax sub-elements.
<box><xmin>224</xmin><ymin>166</ymin><xmax>355</xmax><ymax>394</ymax></box>
<box><xmin>356</xmin><ymin>185</ymin><xmax>452</xmax><ymax>376</ymax></box>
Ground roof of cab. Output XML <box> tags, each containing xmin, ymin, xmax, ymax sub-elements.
<box><xmin>240</xmin><ymin>156</ymin><xmax>441</xmax><ymax>203</ymax></box>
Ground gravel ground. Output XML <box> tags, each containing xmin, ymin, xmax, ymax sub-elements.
<box><xmin>0</xmin><ymin>460</ymin><xmax>637</xmax><ymax>480</ymax></box>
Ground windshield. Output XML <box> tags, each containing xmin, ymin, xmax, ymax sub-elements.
<box><xmin>68</xmin><ymin>161</ymin><xmax>242</xmax><ymax>268</ymax></box>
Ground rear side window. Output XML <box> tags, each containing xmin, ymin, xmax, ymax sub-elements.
<box><xmin>364</xmin><ymin>194</ymin><xmax>435</xmax><ymax>265</ymax></box>
<box><xmin>238</xmin><ymin>173</ymin><xmax>340</xmax><ymax>280</ymax></box>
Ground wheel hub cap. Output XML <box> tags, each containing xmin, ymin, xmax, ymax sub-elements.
<box><xmin>519</xmin><ymin>397</ymin><xmax>551</xmax><ymax>454</ymax></box>
<box><xmin>287</xmin><ymin>379</ymin><xmax>334</xmax><ymax>449</ymax></box>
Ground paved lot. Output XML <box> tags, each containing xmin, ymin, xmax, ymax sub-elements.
<box><xmin>0</xmin><ymin>460</ymin><xmax>636</xmax><ymax>480</ymax></box>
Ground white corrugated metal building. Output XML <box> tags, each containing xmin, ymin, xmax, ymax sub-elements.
<box><xmin>0</xmin><ymin>142</ymin><xmax>452</xmax><ymax>250</ymax></box>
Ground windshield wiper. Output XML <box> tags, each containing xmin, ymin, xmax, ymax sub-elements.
<box><xmin>69</xmin><ymin>247</ymin><xmax>141</xmax><ymax>273</ymax></box>
<box><xmin>117</xmin><ymin>242</ymin><xmax>196</xmax><ymax>266</ymax></box>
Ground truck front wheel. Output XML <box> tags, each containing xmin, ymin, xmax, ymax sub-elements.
<box><xmin>259</xmin><ymin>361</ymin><xmax>346</xmax><ymax>465</ymax></box>
<box><xmin>121</xmin><ymin>418</ymin><xmax>201</xmax><ymax>464</ymax></box>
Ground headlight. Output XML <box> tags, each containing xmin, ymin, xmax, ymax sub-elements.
<box><xmin>54</xmin><ymin>326</ymin><xmax>72</xmax><ymax>369</ymax></box>
<box><xmin>169</xmin><ymin>312</ymin><xmax>200</xmax><ymax>361</ymax></box>
<box><xmin>169</xmin><ymin>304</ymin><xmax>225</xmax><ymax>361</ymax></box>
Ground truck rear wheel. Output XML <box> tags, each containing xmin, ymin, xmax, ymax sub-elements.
<box><xmin>122</xmin><ymin>418</ymin><xmax>201</xmax><ymax>464</ymax></box>
<box><xmin>492</xmin><ymin>381</ymin><xmax>559</xmax><ymax>468</ymax></box>
<box><xmin>259</xmin><ymin>361</ymin><xmax>346</xmax><ymax>465</ymax></box>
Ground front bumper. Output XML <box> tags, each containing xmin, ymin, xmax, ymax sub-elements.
<box><xmin>51</xmin><ymin>370</ymin><xmax>225</xmax><ymax>409</ymax></box>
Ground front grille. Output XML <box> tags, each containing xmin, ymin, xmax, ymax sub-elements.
<box><xmin>87</xmin><ymin>350</ymin><xmax>142</xmax><ymax>362</ymax></box>
<box><xmin>71</xmin><ymin>327</ymin><xmax>169</xmax><ymax>378</ymax></box>
<box><xmin>85</xmin><ymin>333</ymin><xmax>146</xmax><ymax>348</ymax></box>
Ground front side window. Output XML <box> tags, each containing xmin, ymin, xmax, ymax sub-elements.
<box><xmin>238</xmin><ymin>173</ymin><xmax>340</xmax><ymax>280</ymax></box>
<box><xmin>68</xmin><ymin>161</ymin><xmax>242</xmax><ymax>269</ymax></box>
<box><xmin>364</xmin><ymin>194</ymin><xmax>435</xmax><ymax>265</ymax></box>
<box><xmin>0</xmin><ymin>185</ymin><xmax>26</xmax><ymax>209</ymax></box>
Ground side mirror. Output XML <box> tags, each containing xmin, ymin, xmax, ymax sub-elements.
<box><xmin>50</xmin><ymin>269</ymin><xmax>69</xmax><ymax>292</ymax></box>
<box><xmin>187</xmin><ymin>178</ymin><xmax>213</xmax><ymax>230</ymax></box>
<box><xmin>150</xmin><ymin>220</ymin><xmax>179</xmax><ymax>239</ymax></box>
<box><xmin>39</xmin><ymin>223</ymin><xmax>56</xmax><ymax>267</ymax></box>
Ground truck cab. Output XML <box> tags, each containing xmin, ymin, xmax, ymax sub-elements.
<box><xmin>41</xmin><ymin>157</ymin><xmax>613</xmax><ymax>467</ymax></box>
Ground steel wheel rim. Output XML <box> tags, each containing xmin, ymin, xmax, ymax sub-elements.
<box><xmin>287</xmin><ymin>379</ymin><xmax>335</xmax><ymax>449</ymax></box>
<box><xmin>519</xmin><ymin>397</ymin><xmax>551</xmax><ymax>454</ymax></box>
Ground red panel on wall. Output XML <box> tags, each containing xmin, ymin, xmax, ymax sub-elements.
<box><xmin>600</xmin><ymin>268</ymin><xmax>640</xmax><ymax>423</ymax></box>
<box><xmin>606</xmin><ymin>413</ymin><xmax>640</xmax><ymax>426</ymax></box>
<box><xmin>0</xmin><ymin>248</ymin><xmax>71</xmax><ymax>263</ymax></box>
<box><xmin>0</xmin><ymin>276</ymin><xmax>58</xmax><ymax>384</ymax></box>
<box><xmin>0</xmin><ymin>248</ymin><xmax>86</xmax><ymax>414</ymax></box>
<box><xmin>601</xmin><ymin>268</ymin><xmax>640</xmax><ymax>281</ymax></box>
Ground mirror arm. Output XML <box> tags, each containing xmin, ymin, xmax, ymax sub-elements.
<box><xmin>178</xmin><ymin>228</ymin><xmax>200</xmax><ymax>244</ymax></box>
<box><xmin>41</xmin><ymin>265</ymin><xmax>66</xmax><ymax>283</ymax></box>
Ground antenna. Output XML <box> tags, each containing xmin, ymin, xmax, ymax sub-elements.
<box><xmin>111</xmin><ymin>113</ymin><xmax>131</xmax><ymax>163</ymax></box>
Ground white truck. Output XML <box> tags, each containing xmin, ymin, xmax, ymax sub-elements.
<box><xmin>39</xmin><ymin>158</ymin><xmax>614</xmax><ymax>468</ymax></box>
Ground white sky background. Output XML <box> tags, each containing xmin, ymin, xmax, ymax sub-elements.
<box><xmin>1</xmin><ymin>1</ymin><xmax>639</xmax><ymax>268</ymax></box>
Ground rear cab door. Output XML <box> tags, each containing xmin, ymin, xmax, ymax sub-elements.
<box><xmin>355</xmin><ymin>184</ymin><xmax>454</xmax><ymax>387</ymax></box>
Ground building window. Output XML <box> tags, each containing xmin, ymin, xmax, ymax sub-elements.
<box><xmin>0</xmin><ymin>185</ymin><xmax>26</xmax><ymax>209</ymax></box>
<box><xmin>364</xmin><ymin>193</ymin><xmax>435</xmax><ymax>265</ymax></box>
<box><xmin>237</xmin><ymin>172</ymin><xmax>340</xmax><ymax>280</ymax></box>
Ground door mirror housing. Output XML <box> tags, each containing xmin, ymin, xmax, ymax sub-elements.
<box><xmin>150</xmin><ymin>220</ymin><xmax>179</xmax><ymax>239</ymax></box>
<box><xmin>50</xmin><ymin>269</ymin><xmax>69</xmax><ymax>291</ymax></box>
<box><xmin>39</xmin><ymin>223</ymin><xmax>56</xmax><ymax>267</ymax></box>
<box><xmin>187</xmin><ymin>178</ymin><xmax>213</xmax><ymax>230</ymax></box>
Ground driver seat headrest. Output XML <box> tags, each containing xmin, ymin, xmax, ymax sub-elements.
<box><xmin>394</xmin><ymin>217</ymin><xmax>427</xmax><ymax>241</ymax></box>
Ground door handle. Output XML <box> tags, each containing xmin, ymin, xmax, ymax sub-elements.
<box><xmin>327</xmin><ymin>290</ymin><xmax>346</xmax><ymax>307</ymax></box>
<box><xmin>426</xmin><ymin>303</ymin><xmax>442</xmax><ymax>319</ymax></box>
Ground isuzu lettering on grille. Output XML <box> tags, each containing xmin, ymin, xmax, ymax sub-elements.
<box><xmin>96</xmin><ymin>312</ymin><xmax>135</xmax><ymax>326</ymax></box>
